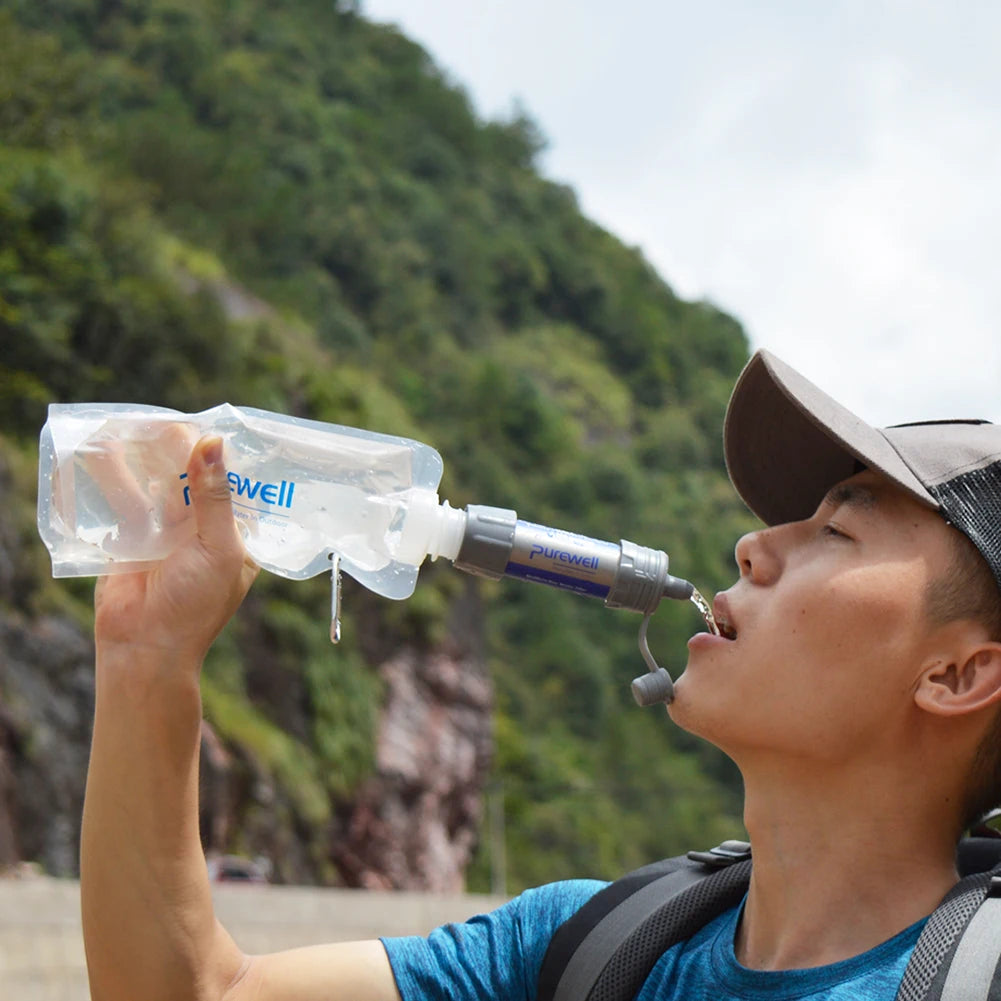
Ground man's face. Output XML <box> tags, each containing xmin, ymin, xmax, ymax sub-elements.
<box><xmin>670</xmin><ymin>471</ymin><xmax>960</xmax><ymax>765</ymax></box>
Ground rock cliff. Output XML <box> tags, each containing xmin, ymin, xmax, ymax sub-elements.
<box><xmin>0</xmin><ymin>446</ymin><xmax>493</xmax><ymax>888</ymax></box>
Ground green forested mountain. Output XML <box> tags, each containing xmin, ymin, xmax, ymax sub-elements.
<box><xmin>0</xmin><ymin>0</ymin><xmax>756</xmax><ymax>891</ymax></box>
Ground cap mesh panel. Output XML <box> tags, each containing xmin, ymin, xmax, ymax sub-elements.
<box><xmin>928</xmin><ymin>459</ymin><xmax>1001</xmax><ymax>598</ymax></box>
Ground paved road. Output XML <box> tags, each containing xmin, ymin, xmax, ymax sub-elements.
<box><xmin>0</xmin><ymin>877</ymin><xmax>506</xmax><ymax>1000</ymax></box>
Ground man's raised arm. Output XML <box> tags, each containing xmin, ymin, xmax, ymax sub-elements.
<box><xmin>80</xmin><ymin>436</ymin><xmax>400</xmax><ymax>1001</ymax></box>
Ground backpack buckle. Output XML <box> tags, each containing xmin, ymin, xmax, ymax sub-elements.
<box><xmin>687</xmin><ymin>840</ymin><xmax>752</xmax><ymax>868</ymax></box>
<box><xmin>989</xmin><ymin>875</ymin><xmax>1001</xmax><ymax>897</ymax></box>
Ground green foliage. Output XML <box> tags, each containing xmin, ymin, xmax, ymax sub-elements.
<box><xmin>0</xmin><ymin>12</ymin><xmax>97</xmax><ymax>149</ymax></box>
<box><xmin>1</xmin><ymin>0</ymin><xmax>754</xmax><ymax>890</ymax></box>
<box><xmin>0</xmin><ymin>144</ymin><xmax>243</xmax><ymax>431</ymax></box>
<box><xmin>201</xmin><ymin>673</ymin><xmax>331</xmax><ymax>827</ymax></box>
<box><xmin>257</xmin><ymin>587</ymin><xmax>381</xmax><ymax>800</ymax></box>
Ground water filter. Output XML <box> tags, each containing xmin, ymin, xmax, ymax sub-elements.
<box><xmin>38</xmin><ymin>402</ymin><xmax>692</xmax><ymax>607</ymax></box>
<box><xmin>452</xmin><ymin>506</ymin><xmax>692</xmax><ymax>611</ymax></box>
<box><xmin>39</xmin><ymin>403</ymin><xmax>704</xmax><ymax>703</ymax></box>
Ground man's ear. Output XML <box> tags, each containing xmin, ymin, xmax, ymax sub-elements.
<box><xmin>915</xmin><ymin>643</ymin><xmax>1001</xmax><ymax>717</ymax></box>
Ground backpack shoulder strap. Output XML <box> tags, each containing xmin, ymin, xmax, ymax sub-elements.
<box><xmin>958</xmin><ymin>835</ymin><xmax>1001</xmax><ymax>878</ymax></box>
<box><xmin>895</xmin><ymin>838</ymin><xmax>1001</xmax><ymax>1001</ymax></box>
<box><xmin>938</xmin><ymin>872</ymin><xmax>1001</xmax><ymax>1001</ymax></box>
<box><xmin>537</xmin><ymin>841</ymin><xmax>752</xmax><ymax>1001</ymax></box>
<box><xmin>536</xmin><ymin>835</ymin><xmax>1001</xmax><ymax>1001</ymax></box>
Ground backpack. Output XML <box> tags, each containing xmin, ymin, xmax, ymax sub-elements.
<box><xmin>537</xmin><ymin>836</ymin><xmax>1001</xmax><ymax>1001</ymax></box>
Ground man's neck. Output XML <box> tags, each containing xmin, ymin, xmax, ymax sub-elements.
<box><xmin>735</xmin><ymin>763</ymin><xmax>960</xmax><ymax>971</ymax></box>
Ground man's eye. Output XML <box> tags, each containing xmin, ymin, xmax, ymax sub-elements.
<box><xmin>822</xmin><ymin>523</ymin><xmax>849</xmax><ymax>539</ymax></box>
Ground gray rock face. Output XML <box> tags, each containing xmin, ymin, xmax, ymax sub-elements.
<box><xmin>334</xmin><ymin>643</ymin><xmax>493</xmax><ymax>892</ymax></box>
<box><xmin>0</xmin><ymin>607</ymin><xmax>493</xmax><ymax>890</ymax></box>
<box><xmin>0</xmin><ymin>614</ymin><xmax>95</xmax><ymax>876</ymax></box>
<box><xmin>1</xmin><ymin>443</ymin><xmax>493</xmax><ymax>889</ymax></box>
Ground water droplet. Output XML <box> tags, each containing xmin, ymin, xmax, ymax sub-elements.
<box><xmin>690</xmin><ymin>588</ymin><xmax>719</xmax><ymax>635</ymax></box>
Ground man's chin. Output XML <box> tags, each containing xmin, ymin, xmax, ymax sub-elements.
<box><xmin>664</xmin><ymin>673</ymin><xmax>697</xmax><ymax>730</ymax></box>
<box><xmin>666</xmin><ymin>673</ymin><xmax>734</xmax><ymax>749</ymax></box>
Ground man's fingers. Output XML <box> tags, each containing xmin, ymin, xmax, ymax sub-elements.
<box><xmin>185</xmin><ymin>436</ymin><xmax>241</xmax><ymax>553</ymax></box>
<box><xmin>158</xmin><ymin>423</ymin><xmax>201</xmax><ymax>527</ymax></box>
<box><xmin>79</xmin><ymin>439</ymin><xmax>152</xmax><ymax>529</ymax></box>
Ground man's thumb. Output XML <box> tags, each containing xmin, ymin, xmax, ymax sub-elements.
<box><xmin>186</xmin><ymin>436</ymin><xmax>239</xmax><ymax>547</ymax></box>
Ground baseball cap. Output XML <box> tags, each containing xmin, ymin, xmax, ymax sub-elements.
<box><xmin>723</xmin><ymin>350</ymin><xmax>1001</xmax><ymax>595</ymax></box>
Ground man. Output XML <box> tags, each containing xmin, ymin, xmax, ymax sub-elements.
<box><xmin>80</xmin><ymin>350</ymin><xmax>1001</xmax><ymax>1000</ymax></box>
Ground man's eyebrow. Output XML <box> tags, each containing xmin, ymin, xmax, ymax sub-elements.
<box><xmin>822</xmin><ymin>483</ymin><xmax>880</xmax><ymax>511</ymax></box>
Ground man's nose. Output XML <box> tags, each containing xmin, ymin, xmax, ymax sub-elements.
<box><xmin>734</xmin><ymin>526</ymin><xmax>784</xmax><ymax>585</ymax></box>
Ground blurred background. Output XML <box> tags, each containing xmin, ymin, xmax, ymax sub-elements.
<box><xmin>1</xmin><ymin>0</ymin><xmax>996</xmax><ymax>955</ymax></box>
<box><xmin>365</xmin><ymin>0</ymin><xmax>1001</xmax><ymax>425</ymax></box>
<box><xmin>0</xmin><ymin>0</ymin><xmax>756</xmax><ymax>908</ymax></box>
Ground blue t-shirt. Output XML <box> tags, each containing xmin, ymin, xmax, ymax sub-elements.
<box><xmin>382</xmin><ymin>879</ymin><xmax>926</xmax><ymax>1001</ymax></box>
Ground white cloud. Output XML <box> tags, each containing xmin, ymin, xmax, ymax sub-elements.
<box><xmin>363</xmin><ymin>0</ymin><xmax>1001</xmax><ymax>422</ymax></box>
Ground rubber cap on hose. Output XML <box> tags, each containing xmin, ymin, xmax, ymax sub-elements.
<box><xmin>631</xmin><ymin>668</ymin><xmax>675</xmax><ymax>706</ymax></box>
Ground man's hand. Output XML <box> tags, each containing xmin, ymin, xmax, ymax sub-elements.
<box><xmin>82</xmin><ymin>434</ymin><xmax>401</xmax><ymax>1001</ymax></box>
<box><xmin>83</xmin><ymin>435</ymin><xmax>258</xmax><ymax>1001</ymax></box>
<box><xmin>93</xmin><ymin>435</ymin><xmax>259</xmax><ymax>664</ymax></box>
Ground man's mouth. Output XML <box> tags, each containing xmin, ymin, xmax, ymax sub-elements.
<box><xmin>716</xmin><ymin>617</ymin><xmax>738</xmax><ymax>641</ymax></box>
<box><xmin>712</xmin><ymin>596</ymin><xmax>738</xmax><ymax>641</ymax></box>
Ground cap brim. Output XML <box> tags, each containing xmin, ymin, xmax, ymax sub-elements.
<box><xmin>724</xmin><ymin>350</ymin><xmax>938</xmax><ymax>526</ymax></box>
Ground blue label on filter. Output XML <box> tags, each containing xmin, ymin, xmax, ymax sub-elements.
<box><xmin>526</xmin><ymin>542</ymin><xmax>601</xmax><ymax>569</ymax></box>
<box><xmin>503</xmin><ymin>520</ymin><xmax>619</xmax><ymax>598</ymax></box>
<box><xmin>503</xmin><ymin>561</ymin><xmax>612</xmax><ymax>598</ymax></box>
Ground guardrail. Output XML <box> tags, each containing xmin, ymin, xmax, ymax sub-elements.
<box><xmin>0</xmin><ymin>878</ymin><xmax>507</xmax><ymax>1000</ymax></box>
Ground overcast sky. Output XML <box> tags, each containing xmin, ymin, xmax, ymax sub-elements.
<box><xmin>362</xmin><ymin>0</ymin><xmax>1001</xmax><ymax>424</ymax></box>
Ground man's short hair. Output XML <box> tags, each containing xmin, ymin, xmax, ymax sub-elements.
<box><xmin>927</xmin><ymin>527</ymin><xmax>1001</xmax><ymax>830</ymax></box>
